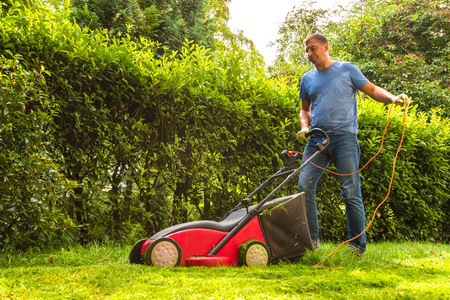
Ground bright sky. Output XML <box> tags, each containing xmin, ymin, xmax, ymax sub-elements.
<box><xmin>228</xmin><ymin>0</ymin><xmax>351</xmax><ymax>65</ymax></box>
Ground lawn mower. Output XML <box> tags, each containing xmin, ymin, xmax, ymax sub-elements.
<box><xmin>129</xmin><ymin>128</ymin><xmax>330</xmax><ymax>268</ymax></box>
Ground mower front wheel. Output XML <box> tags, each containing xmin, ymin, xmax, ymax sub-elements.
<box><xmin>129</xmin><ymin>239</ymin><xmax>147</xmax><ymax>264</ymax></box>
<box><xmin>239</xmin><ymin>240</ymin><xmax>270</xmax><ymax>267</ymax></box>
<box><xmin>144</xmin><ymin>238</ymin><xmax>182</xmax><ymax>268</ymax></box>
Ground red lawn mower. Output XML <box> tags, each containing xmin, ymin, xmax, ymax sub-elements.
<box><xmin>129</xmin><ymin>129</ymin><xmax>330</xmax><ymax>267</ymax></box>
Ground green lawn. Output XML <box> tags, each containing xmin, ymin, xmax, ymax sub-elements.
<box><xmin>1</xmin><ymin>242</ymin><xmax>449</xmax><ymax>299</ymax></box>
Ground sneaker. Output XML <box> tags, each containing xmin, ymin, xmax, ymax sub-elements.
<box><xmin>312</xmin><ymin>239</ymin><xmax>321</xmax><ymax>252</ymax></box>
<box><xmin>347</xmin><ymin>244</ymin><xmax>365</xmax><ymax>257</ymax></box>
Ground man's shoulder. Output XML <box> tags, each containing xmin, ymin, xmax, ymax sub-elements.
<box><xmin>334</xmin><ymin>61</ymin><xmax>357</xmax><ymax>68</ymax></box>
<box><xmin>301</xmin><ymin>67</ymin><xmax>317</xmax><ymax>79</ymax></box>
<box><xmin>334</xmin><ymin>61</ymin><xmax>361</xmax><ymax>72</ymax></box>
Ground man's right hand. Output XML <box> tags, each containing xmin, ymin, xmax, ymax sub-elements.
<box><xmin>391</xmin><ymin>94</ymin><xmax>410</xmax><ymax>107</ymax></box>
<box><xmin>296</xmin><ymin>129</ymin><xmax>310</xmax><ymax>142</ymax></box>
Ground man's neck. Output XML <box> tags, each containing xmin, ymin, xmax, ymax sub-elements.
<box><xmin>315</xmin><ymin>59</ymin><xmax>335</xmax><ymax>71</ymax></box>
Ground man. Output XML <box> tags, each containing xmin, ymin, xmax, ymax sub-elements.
<box><xmin>296</xmin><ymin>33</ymin><xmax>409</xmax><ymax>256</ymax></box>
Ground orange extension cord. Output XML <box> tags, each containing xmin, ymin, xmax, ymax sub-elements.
<box><xmin>295</xmin><ymin>101</ymin><xmax>408</xmax><ymax>270</ymax></box>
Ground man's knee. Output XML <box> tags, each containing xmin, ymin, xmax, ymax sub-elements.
<box><xmin>298</xmin><ymin>178</ymin><xmax>314</xmax><ymax>193</ymax></box>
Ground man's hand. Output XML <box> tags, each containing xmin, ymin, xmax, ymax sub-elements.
<box><xmin>391</xmin><ymin>94</ymin><xmax>410</xmax><ymax>107</ymax></box>
<box><xmin>296</xmin><ymin>129</ymin><xmax>310</xmax><ymax>142</ymax></box>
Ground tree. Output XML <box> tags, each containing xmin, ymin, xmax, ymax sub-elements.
<box><xmin>71</xmin><ymin>0</ymin><xmax>144</xmax><ymax>35</ymax></box>
<box><xmin>71</xmin><ymin>0</ymin><xmax>218</xmax><ymax>51</ymax></box>
<box><xmin>266</xmin><ymin>0</ymin><xmax>336</xmax><ymax>81</ymax></box>
<box><xmin>271</xmin><ymin>3</ymin><xmax>327</xmax><ymax>67</ymax></box>
<box><xmin>332</xmin><ymin>0</ymin><xmax>450</xmax><ymax>116</ymax></box>
<box><xmin>269</xmin><ymin>0</ymin><xmax>450</xmax><ymax>115</ymax></box>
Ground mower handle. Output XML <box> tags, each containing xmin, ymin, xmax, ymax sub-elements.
<box><xmin>210</xmin><ymin>129</ymin><xmax>331</xmax><ymax>255</ymax></box>
<box><xmin>305</xmin><ymin>128</ymin><xmax>329</xmax><ymax>145</ymax></box>
<box><xmin>237</xmin><ymin>129</ymin><xmax>329</xmax><ymax>209</ymax></box>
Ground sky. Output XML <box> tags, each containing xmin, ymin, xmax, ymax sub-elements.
<box><xmin>227</xmin><ymin>0</ymin><xmax>351</xmax><ymax>65</ymax></box>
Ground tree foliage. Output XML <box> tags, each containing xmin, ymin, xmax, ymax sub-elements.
<box><xmin>268</xmin><ymin>1</ymin><xmax>328</xmax><ymax>78</ymax></box>
<box><xmin>271</xmin><ymin>0</ymin><xmax>450</xmax><ymax>116</ymax></box>
<box><xmin>332</xmin><ymin>0</ymin><xmax>450</xmax><ymax>116</ymax></box>
<box><xmin>70</xmin><ymin>0</ymin><xmax>228</xmax><ymax>52</ymax></box>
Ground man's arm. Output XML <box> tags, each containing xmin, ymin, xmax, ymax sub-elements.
<box><xmin>299</xmin><ymin>99</ymin><xmax>312</xmax><ymax>130</ymax></box>
<box><xmin>360</xmin><ymin>82</ymin><xmax>410</xmax><ymax>107</ymax></box>
<box><xmin>359</xmin><ymin>82</ymin><xmax>395</xmax><ymax>104</ymax></box>
<box><xmin>296</xmin><ymin>99</ymin><xmax>312</xmax><ymax>142</ymax></box>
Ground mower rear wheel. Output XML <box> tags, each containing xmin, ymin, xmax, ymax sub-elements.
<box><xmin>129</xmin><ymin>239</ymin><xmax>147</xmax><ymax>264</ymax></box>
<box><xmin>240</xmin><ymin>240</ymin><xmax>270</xmax><ymax>267</ymax></box>
<box><xmin>144</xmin><ymin>238</ymin><xmax>182</xmax><ymax>268</ymax></box>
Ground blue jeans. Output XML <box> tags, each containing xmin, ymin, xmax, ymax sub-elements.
<box><xmin>297</xmin><ymin>134</ymin><xmax>366</xmax><ymax>251</ymax></box>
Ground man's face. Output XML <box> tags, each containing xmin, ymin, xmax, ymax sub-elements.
<box><xmin>305</xmin><ymin>38</ymin><xmax>328</xmax><ymax>65</ymax></box>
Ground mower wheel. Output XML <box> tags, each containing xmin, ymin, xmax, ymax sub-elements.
<box><xmin>239</xmin><ymin>240</ymin><xmax>270</xmax><ymax>267</ymax></box>
<box><xmin>144</xmin><ymin>238</ymin><xmax>182</xmax><ymax>268</ymax></box>
<box><xmin>129</xmin><ymin>239</ymin><xmax>147</xmax><ymax>264</ymax></box>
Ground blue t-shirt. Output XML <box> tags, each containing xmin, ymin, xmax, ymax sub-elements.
<box><xmin>299</xmin><ymin>61</ymin><xmax>369</xmax><ymax>135</ymax></box>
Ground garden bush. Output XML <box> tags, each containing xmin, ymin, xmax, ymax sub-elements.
<box><xmin>316</xmin><ymin>98</ymin><xmax>450</xmax><ymax>243</ymax></box>
<box><xmin>0</xmin><ymin>54</ymin><xmax>79</xmax><ymax>249</ymax></box>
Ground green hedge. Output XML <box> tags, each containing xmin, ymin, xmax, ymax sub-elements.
<box><xmin>0</xmin><ymin>0</ymin><xmax>449</xmax><ymax>249</ymax></box>
<box><xmin>316</xmin><ymin>98</ymin><xmax>450</xmax><ymax>243</ymax></box>
<box><xmin>0</xmin><ymin>0</ymin><xmax>299</xmax><ymax>248</ymax></box>
<box><xmin>0</xmin><ymin>54</ymin><xmax>80</xmax><ymax>247</ymax></box>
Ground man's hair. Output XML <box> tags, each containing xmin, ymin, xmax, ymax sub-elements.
<box><xmin>303</xmin><ymin>33</ymin><xmax>328</xmax><ymax>46</ymax></box>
